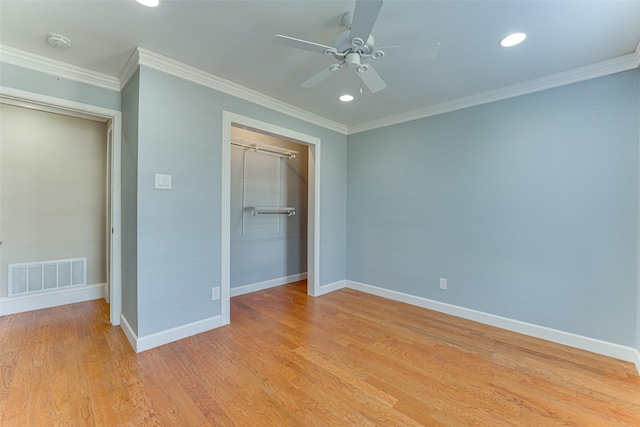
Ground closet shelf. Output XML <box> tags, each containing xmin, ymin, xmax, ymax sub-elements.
<box><xmin>245</xmin><ymin>206</ymin><xmax>296</xmax><ymax>216</ymax></box>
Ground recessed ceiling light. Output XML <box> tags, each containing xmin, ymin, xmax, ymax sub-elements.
<box><xmin>339</xmin><ymin>94</ymin><xmax>354</xmax><ymax>102</ymax></box>
<box><xmin>136</xmin><ymin>0</ymin><xmax>159</xmax><ymax>7</ymax></box>
<box><xmin>500</xmin><ymin>32</ymin><xmax>527</xmax><ymax>48</ymax></box>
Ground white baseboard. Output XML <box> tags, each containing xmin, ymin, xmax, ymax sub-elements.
<box><xmin>230</xmin><ymin>273</ymin><xmax>307</xmax><ymax>297</ymax></box>
<box><xmin>632</xmin><ymin>349</ymin><xmax>640</xmax><ymax>374</ymax></box>
<box><xmin>0</xmin><ymin>283</ymin><xmax>106</xmax><ymax>316</ymax></box>
<box><xmin>346</xmin><ymin>280</ymin><xmax>640</xmax><ymax>374</ymax></box>
<box><xmin>120</xmin><ymin>313</ymin><xmax>223</xmax><ymax>353</ymax></box>
<box><xmin>317</xmin><ymin>280</ymin><xmax>346</xmax><ymax>296</ymax></box>
<box><xmin>119</xmin><ymin>313</ymin><xmax>138</xmax><ymax>352</ymax></box>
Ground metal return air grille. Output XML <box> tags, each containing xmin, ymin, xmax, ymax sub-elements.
<box><xmin>8</xmin><ymin>258</ymin><xmax>86</xmax><ymax>296</ymax></box>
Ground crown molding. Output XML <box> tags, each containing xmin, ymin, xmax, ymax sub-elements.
<box><xmin>348</xmin><ymin>43</ymin><xmax>640</xmax><ymax>135</ymax></box>
<box><xmin>119</xmin><ymin>48</ymin><xmax>140</xmax><ymax>90</ymax></box>
<box><xmin>0</xmin><ymin>44</ymin><xmax>120</xmax><ymax>92</ymax></box>
<box><xmin>132</xmin><ymin>48</ymin><xmax>348</xmax><ymax>135</ymax></box>
<box><xmin>634</xmin><ymin>39</ymin><xmax>640</xmax><ymax>68</ymax></box>
<box><xmin>3</xmin><ymin>41</ymin><xmax>637</xmax><ymax>137</ymax></box>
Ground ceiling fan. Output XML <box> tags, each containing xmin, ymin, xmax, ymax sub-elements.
<box><xmin>272</xmin><ymin>0</ymin><xmax>440</xmax><ymax>94</ymax></box>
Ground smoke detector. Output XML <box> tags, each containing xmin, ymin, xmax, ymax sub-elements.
<box><xmin>47</xmin><ymin>33</ymin><xmax>72</xmax><ymax>49</ymax></box>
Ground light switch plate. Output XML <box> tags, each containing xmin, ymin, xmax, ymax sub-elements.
<box><xmin>155</xmin><ymin>173</ymin><xmax>172</xmax><ymax>190</ymax></box>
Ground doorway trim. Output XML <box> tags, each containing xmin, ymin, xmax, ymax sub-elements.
<box><xmin>221</xmin><ymin>111</ymin><xmax>320</xmax><ymax>324</ymax></box>
<box><xmin>0</xmin><ymin>86</ymin><xmax>122</xmax><ymax>325</ymax></box>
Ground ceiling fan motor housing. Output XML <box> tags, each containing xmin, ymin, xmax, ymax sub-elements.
<box><xmin>332</xmin><ymin>30</ymin><xmax>375</xmax><ymax>55</ymax></box>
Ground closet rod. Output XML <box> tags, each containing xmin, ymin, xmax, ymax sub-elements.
<box><xmin>252</xmin><ymin>210</ymin><xmax>296</xmax><ymax>216</ymax></box>
<box><xmin>245</xmin><ymin>207</ymin><xmax>296</xmax><ymax>216</ymax></box>
<box><xmin>231</xmin><ymin>141</ymin><xmax>297</xmax><ymax>159</ymax></box>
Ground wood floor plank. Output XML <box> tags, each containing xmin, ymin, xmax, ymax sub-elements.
<box><xmin>80</xmin><ymin>335</ymin><xmax>117</xmax><ymax>426</ymax></box>
<box><xmin>26</xmin><ymin>364</ymin><xmax>52</xmax><ymax>426</ymax></box>
<box><xmin>1</xmin><ymin>385</ymin><xmax>29</xmax><ymax>425</ymax></box>
<box><xmin>1</xmin><ymin>280</ymin><xmax>639</xmax><ymax>426</ymax></box>
<box><xmin>160</xmin><ymin>344</ymin><xmax>237</xmax><ymax>426</ymax></box>
<box><xmin>137</xmin><ymin>349</ymin><xmax>209</xmax><ymax>426</ymax></box>
<box><xmin>0</xmin><ymin>314</ymin><xmax>19</xmax><ymax>354</ymax></box>
<box><xmin>48</xmin><ymin>343</ymin><xmax>73</xmax><ymax>424</ymax></box>
<box><xmin>70</xmin><ymin>394</ymin><xmax>96</xmax><ymax>426</ymax></box>
<box><xmin>0</xmin><ymin>350</ymin><xmax>17</xmax><ymax>414</ymax></box>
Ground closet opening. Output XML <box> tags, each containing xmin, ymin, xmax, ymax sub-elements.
<box><xmin>229</xmin><ymin>126</ymin><xmax>309</xmax><ymax>297</ymax></box>
<box><xmin>221</xmin><ymin>111</ymin><xmax>320</xmax><ymax>325</ymax></box>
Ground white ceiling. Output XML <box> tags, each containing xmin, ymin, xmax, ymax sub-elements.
<box><xmin>1</xmin><ymin>0</ymin><xmax>640</xmax><ymax>130</ymax></box>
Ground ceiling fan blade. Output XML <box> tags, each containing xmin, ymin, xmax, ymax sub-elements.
<box><xmin>359</xmin><ymin>65</ymin><xmax>387</xmax><ymax>93</ymax></box>
<box><xmin>273</xmin><ymin>35</ymin><xmax>333</xmax><ymax>54</ymax></box>
<box><xmin>378</xmin><ymin>41</ymin><xmax>441</xmax><ymax>61</ymax></box>
<box><xmin>349</xmin><ymin>0</ymin><xmax>383</xmax><ymax>45</ymax></box>
<box><xmin>300</xmin><ymin>64</ymin><xmax>341</xmax><ymax>88</ymax></box>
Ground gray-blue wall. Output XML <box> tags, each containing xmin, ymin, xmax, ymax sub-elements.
<box><xmin>637</xmin><ymin>70</ymin><xmax>640</xmax><ymax>355</ymax></box>
<box><xmin>0</xmin><ymin>62</ymin><xmax>120</xmax><ymax>111</ymax></box>
<box><xmin>134</xmin><ymin>66</ymin><xmax>222</xmax><ymax>336</ymax></box>
<box><xmin>121</xmin><ymin>71</ymin><xmax>139</xmax><ymax>334</ymax></box>
<box><xmin>0</xmin><ymin>59</ymin><xmax>347</xmax><ymax>338</ymax></box>
<box><xmin>347</xmin><ymin>70</ymin><xmax>640</xmax><ymax>347</ymax></box>
<box><xmin>133</xmin><ymin>66</ymin><xmax>346</xmax><ymax>337</ymax></box>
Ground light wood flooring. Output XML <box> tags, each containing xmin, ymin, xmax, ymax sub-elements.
<box><xmin>1</xmin><ymin>281</ymin><xmax>639</xmax><ymax>426</ymax></box>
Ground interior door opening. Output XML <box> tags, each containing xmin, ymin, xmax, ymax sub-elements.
<box><xmin>0</xmin><ymin>90</ymin><xmax>122</xmax><ymax>324</ymax></box>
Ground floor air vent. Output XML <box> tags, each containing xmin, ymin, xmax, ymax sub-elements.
<box><xmin>8</xmin><ymin>258</ymin><xmax>87</xmax><ymax>296</ymax></box>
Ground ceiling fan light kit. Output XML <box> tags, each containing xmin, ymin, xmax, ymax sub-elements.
<box><xmin>346</xmin><ymin>52</ymin><xmax>361</xmax><ymax>69</ymax></box>
<box><xmin>272</xmin><ymin>0</ymin><xmax>439</xmax><ymax>95</ymax></box>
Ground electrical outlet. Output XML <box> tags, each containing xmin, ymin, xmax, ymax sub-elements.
<box><xmin>212</xmin><ymin>287</ymin><xmax>220</xmax><ymax>300</ymax></box>
<box><xmin>439</xmin><ymin>278</ymin><xmax>448</xmax><ymax>290</ymax></box>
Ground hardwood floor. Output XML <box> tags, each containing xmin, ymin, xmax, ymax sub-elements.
<box><xmin>1</xmin><ymin>281</ymin><xmax>639</xmax><ymax>426</ymax></box>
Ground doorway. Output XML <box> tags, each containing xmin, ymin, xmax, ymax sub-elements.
<box><xmin>0</xmin><ymin>88</ymin><xmax>122</xmax><ymax>324</ymax></box>
<box><xmin>229</xmin><ymin>126</ymin><xmax>308</xmax><ymax>295</ymax></box>
<box><xmin>221</xmin><ymin>111</ymin><xmax>320</xmax><ymax>325</ymax></box>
